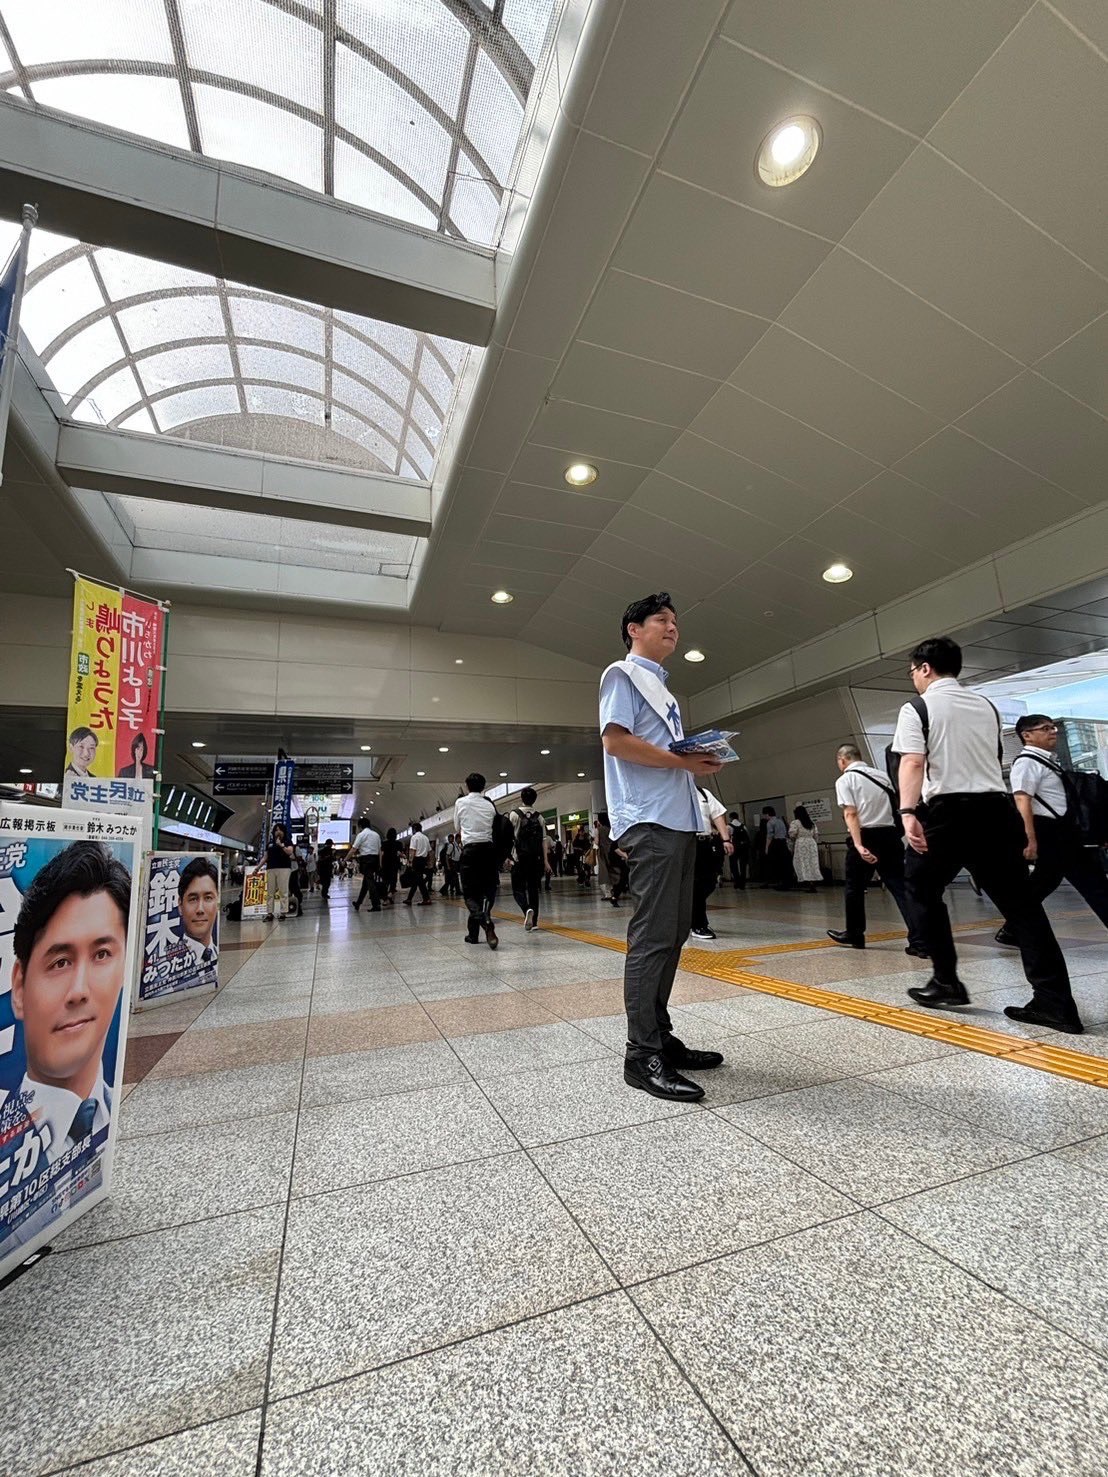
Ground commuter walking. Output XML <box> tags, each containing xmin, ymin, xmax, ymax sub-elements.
<box><xmin>381</xmin><ymin>827</ymin><xmax>400</xmax><ymax>903</ymax></box>
<box><xmin>995</xmin><ymin>715</ymin><xmax>1108</xmax><ymax>945</ymax></box>
<box><xmin>510</xmin><ymin>787</ymin><xmax>551</xmax><ymax>931</ymax></box>
<box><xmin>600</xmin><ymin>591</ymin><xmax>727</xmax><ymax>1101</ymax></box>
<box><xmin>403</xmin><ymin>823</ymin><xmax>433</xmax><ymax>905</ymax></box>
<box><xmin>788</xmin><ymin>806</ymin><xmax>821</xmax><ymax>892</ymax></box>
<box><xmin>763</xmin><ymin>807</ymin><xmax>792</xmax><ymax>888</ymax></box>
<box><xmin>690</xmin><ymin>786</ymin><xmax>732</xmax><ymax>941</ymax></box>
<box><xmin>438</xmin><ymin>833</ymin><xmax>462</xmax><ymax>896</ymax></box>
<box><xmin>896</xmin><ymin>637</ymin><xmax>1082</xmax><ymax>1033</ymax></box>
<box><xmin>596</xmin><ymin>813</ymin><xmax>614</xmax><ymax>900</ymax></box>
<box><xmin>350</xmin><ymin>816</ymin><xmax>383</xmax><ymax>912</ymax></box>
<box><xmin>317</xmin><ymin>838</ymin><xmax>335</xmax><ymax>903</ymax></box>
<box><xmin>728</xmin><ymin>812</ymin><xmax>749</xmax><ymax>888</ymax></box>
<box><xmin>264</xmin><ymin>822</ymin><xmax>294</xmax><ymax>920</ymax></box>
<box><xmin>455</xmin><ymin>772</ymin><xmax>501</xmax><ymax>948</ymax></box>
<box><xmin>828</xmin><ymin>743</ymin><xmax>925</xmax><ymax>955</ymax></box>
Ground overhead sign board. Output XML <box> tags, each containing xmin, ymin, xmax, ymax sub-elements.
<box><xmin>212</xmin><ymin>759</ymin><xmax>355</xmax><ymax>797</ymax></box>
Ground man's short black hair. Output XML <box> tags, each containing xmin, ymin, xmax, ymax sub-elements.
<box><xmin>621</xmin><ymin>592</ymin><xmax>675</xmax><ymax>651</ymax></box>
<box><xmin>67</xmin><ymin>725</ymin><xmax>96</xmax><ymax>746</ymax></box>
<box><xmin>412</xmin><ymin>821</ymin><xmax>423</xmax><ymax>832</ymax></box>
<box><xmin>520</xmin><ymin>787</ymin><xmax>537</xmax><ymax>805</ymax></box>
<box><xmin>178</xmin><ymin>856</ymin><xmax>219</xmax><ymax>896</ymax></box>
<box><xmin>910</xmin><ymin>636</ymin><xmax>963</xmax><ymax>678</ymax></box>
<box><xmin>729</xmin><ymin>811</ymin><xmax>739</xmax><ymax>820</ymax></box>
<box><xmin>465</xmin><ymin>772</ymin><xmax>485</xmax><ymax>792</ymax></box>
<box><xmin>762</xmin><ymin>806</ymin><xmax>775</xmax><ymax>817</ymax></box>
<box><xmin>1016</xmin><ymin>713</ymin><xmax>1055</xmax><ymax>741</ymax></box>
<box><xmin>13</xmin><ymin>840</ymin><xmax>131</xmax><ymax>968</ymax></box>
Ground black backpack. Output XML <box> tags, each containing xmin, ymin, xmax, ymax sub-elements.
<box><xmin>1017</xmin><ymin>752</ymin><xmax>1108</xmax><ymax>845</ymax></box>
<box><xmin>516</xmin><ymin>809</ymin><xmax>545</xmax><ymax>862</ymax></box>
<box><xmin>484</xmin><ymin>798</ymin><xmax>516</xmax><ymax>865</ymax></box>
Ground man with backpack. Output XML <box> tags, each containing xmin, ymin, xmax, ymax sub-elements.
<box><xmin>509</xmin><ymin>788</ymin><xmax>551</xmax><ymax>931</ymax></box>
<box><xmin>894</xmin><ymin>636</ymin><xmax>1082</xmax><ymax>1034</ymax></box>
<box><xmin>994</xmin><ymin>714</ymin><xmax>1108</xmax><ymax>946</ymax></box>
<box><xmin>828</xmin><ymin>743</ymin><xmax>926</xmax><ymax>956</ymax></box>
<box><xmin>454</xmin><ymin>771</ymin><xmax>512</xmax><ymax>949</ymax></box>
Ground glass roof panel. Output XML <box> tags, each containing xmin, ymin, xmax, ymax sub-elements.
<box><xmin>138</xmin><ymin>343</ymin><xmax>236</xmax><ymax>396</ymax></box>
<box><xmin>118</xmin><ymin>408</ymin><xmax>157</xmax><ymax>435</ymax></box>
<box><xmin>228</xmin><ymin>295</ymin><xmax>324</xmax><ymax>355</ymax></box>
<box><xmin>153</xmin><ymin>384</ymin><xmax>241</xmax><ymax>427</ymax></box>
<box><xmin>237</xmin><ymin>344</ymin><xmax>324</xmax><ymax>395</ymax></box>
<box><xmin>44</xmin><ymin>317</ymin><xmax>126</xmax><ymax>402</ymax></box>
<box><xmin>72</xmin><ymin>364</ymin><xmax>144</xmax><ymax>425</ymax></box>
<box><xmin>21</xmin><ymin>253</ymin><xmax>103</xmax><ymax>349</ymax></box>
<box><xmin>117</xmin><ymin>295</ymin><xmax>226</xmax><ymax>351</ymax></box>
<box><xmin>0</xmin><ymin>0</ymin><xmax>557</xmax><ymax>245</ymax></box>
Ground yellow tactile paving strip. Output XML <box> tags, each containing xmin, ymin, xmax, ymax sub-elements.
<box><xmin>496</xmin><ymin>912</ymin><xmax>1108</xmax><ymax>1091</ymax></box>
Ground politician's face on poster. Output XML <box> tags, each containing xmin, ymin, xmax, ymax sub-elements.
<box><xmin>180</xmin><ymin>869</ymin><xmax>219</xmax><ymax>948</ymax></box>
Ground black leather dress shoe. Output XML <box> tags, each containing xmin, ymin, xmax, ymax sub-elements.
<box><xmin>904</xmin><ymin>945</ymin><xmax>930</xmax><ymax>959</ymax></box>
<box><xmin>1004</xmin><ymin>1004</ymin><xmax>1084</xmax><ymax>1035</ymax></box>
<box><xmin>995</xmin><ymin>927</ymin><xmax>1018</xmax><ymax>947</ymax></box>
<box><xmin>664</xmin><ymin>1037</ymin><xmax>724</xmax><ymax>1070</ymax></box>
<box><xmin>624</xmin><ymin>1054</ymin><xmax>705</xmax><ymax>1101</ymax></box>
<box><xmin>827</xmin><ymin>929</ymin><xmax>865</xmax><ymax>949</ymax></box>
<box><xmin>908</xmin><ymin>978</ymin><xmax>970</xmax><ymax>1008</ymax></box>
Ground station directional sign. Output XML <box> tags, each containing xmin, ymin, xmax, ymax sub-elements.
<box><xmin>212</xmin><ymin>759</ymin><xmax>355</xmax><ymax>797</ymax></box>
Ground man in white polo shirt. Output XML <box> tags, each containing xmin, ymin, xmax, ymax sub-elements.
<box><xmin>895</xmin><ymin>636</ymin><xmax>1081</xmax><ymax>1034</ymax></box>
<box><xmin>828</xmin><ymin>742</ymin><xmax>925</xmax><ymax>955</ymax></box>
<box><xmin>349</xmin><ymin>815</ymin><xmax>382</xmax><ymax>912</ymax></box>
<box><xmin>454</xmin><ymin>771</ymin><xmax>500</xmax><ymax>949</ymax></box>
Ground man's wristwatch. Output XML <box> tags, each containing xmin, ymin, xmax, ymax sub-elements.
<box><xmin>899</xmin><ymin>806</ymin><xmax>920</xmax><ymax>817</ymax></box>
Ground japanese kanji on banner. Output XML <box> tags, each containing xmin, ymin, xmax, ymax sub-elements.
<box><xmin>0</xmin><ymin>805</ymin><xmax>143</xmax><ymax>1281</ymax></box>
<box><xmin>137</xmin><ymin>853</ymin><xmax>221</xmax><ymax>1009</ymax></box>
<box><xmin>63</xmin><ymin>576</ymin><xmax>165</xmax><ymax>820</ymax></box>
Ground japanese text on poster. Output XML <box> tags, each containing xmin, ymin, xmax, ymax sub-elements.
<box><xmin>138</xmin><ymin>853</ymin><xmax>221</xmax><ymax>1008</ymax></box>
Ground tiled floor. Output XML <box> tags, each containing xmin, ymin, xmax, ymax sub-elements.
<box><xmin>3</xmin><ymin>876</ymin><xmax>1108</xmax><ymax>1475</ymax></box>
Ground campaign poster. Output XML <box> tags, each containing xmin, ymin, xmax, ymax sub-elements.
<box><xmin>136</xmin><ymin>853</ymin><xmax>221</xmax><ymax>1009</ymax></box>
<box><xmin>63</xmin><ymin>576</ymin><xmax>165</xmax><ymax>814</ymax></box>
<box><xmin>242</xmin><ymin>865</ymin><xmax>268</xmax><ymax>920</ymax></box>
<box><xmin>0</xmin><ymin>806</ymin><xmax>143</xmax><ymax>1281</ymax></box>
<box><xmin>271</xmin><ymin>758</ymin><xmax>295</xmax><ymax>833</ymax></box>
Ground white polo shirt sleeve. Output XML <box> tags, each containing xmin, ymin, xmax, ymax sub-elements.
<box><xmin>892</xmin><ymin>701</ymin><xmax>927</xmax><ymax>755</ymax></box>
<box><xmin>834</xmin><ymin>773</ymin><xmax>855</xmax><ymax>810</ymax></box>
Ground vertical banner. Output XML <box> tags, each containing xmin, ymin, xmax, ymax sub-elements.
<box><xmin>271</xmin><ymin>758</ymin><xmax>295</xmax><ymax>833</ymax></box>
<box><xmin>64</xmin><ymin>577</ymin><xmax>164</xmax><ymax>823</ymax></box>
<box><xmin>0</xmin><ymin>805</ymin><xmax>143</xmax><ymax>1281</ymax></box>
<box><xmin>137</xmin><ymin>853</ymin><xmax>221</xmax><ymax>1009</ymax></box>
<box><xmin>241</xmin><ymin>865</ymin><xmax>268</xmax><ymax>920</ymax></box>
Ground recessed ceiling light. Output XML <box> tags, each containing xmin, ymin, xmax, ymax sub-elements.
<box><xmin>375</xmin><ymin>791</ymin><xmax>381</xmax><ymax>796</ymax></box>
<box><xmin>19</xmin><ymin>767</ymin><xmax>32</xmax><ymax>775</ymax></box>
<box><xmin>191</xmin><ymin>740</ymin><xmax>205</xmax><ymax>748</ymax></box>
<box><xmin>540</xmin><ymin>748</ymin><xmax>550</xmax><ymax>755</ymax></box>
<box><xmin>454</xmin><ymin>658</ymin><xmax>464</xmax><ymax>665</ymax></box>
<box><xmin>499</xmin><ymin>771</ymin><xmax>508</xmax><ymax>777</ymax></box>
<box><xmin>577</xmin><ymin>771</ymin><xmax>586</xmax><ymax>778</ymax></box>
<box><xmin>490</xmin><ymin>590</ymin><xmax>513</xmax><ymax>604</ymax></box>
<box><xmin>438</xmin><ymin>746</ymin><xmax>450</xmax><ymax>753</ymax></box>
<box><xmin>684</xmin><ymin>649</ymin><xmax>706</xmax><ymax>663</ymax></box>
<box><xmin>757</xmin><ymin>115</ymin><xmax>820</xmax><ymax>188</ymax></box>
<box><xmin>416</xmin><ymin>770</ymin><xmax>426</xmax><ymax>776</ymax></box>
<box><xmin>564</xmin><ymin>462</ymin><xmax>598</xmax><ymax>487</ymax></box>
<box><xmin>822</xmin><ymin>562</ymin><xmax>854</xmax><ymax>584</ymax></box>
<box><xmin>360</xmin><ymin>744</ymin><xmax>372</xmax><ymax>751</ymax></box>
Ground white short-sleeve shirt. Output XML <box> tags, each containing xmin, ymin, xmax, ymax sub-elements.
<box><xmin>835</xmin><ymin>762</ymin><xmax>897</xmax><ymax>828</ymax></box>
<box><xmin>409</xmin><ymin>832</ymin><xmax>431</xmax><ymax>859</ymax></box>
<box><xmin>1010</xmin><ymin>746</ymin><xmax>1068</xmax><ymax>818</ymax></box>
<box><xmin>454</xmin><ymin>791</ymin><xmax>495</xmax><ymax>845</ymax></box>
<box><xmin>696</xmin><ymin>789</ymin><xmax>726</xmax><ymax>836</ymax></box>
<box><xmin>891</xmin><ymin>678</ymin><xmax>1004</xmax><ymax>801</ymax></box>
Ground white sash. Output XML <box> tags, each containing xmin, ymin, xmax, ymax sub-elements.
<box><xmin>602</xmin><ymin>659</ymin><xmax>685</xmax><ymax>742</ymax></box>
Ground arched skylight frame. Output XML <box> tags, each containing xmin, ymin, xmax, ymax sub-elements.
<box><xmin>0</xmin><ymin>0</ymin><xmax>556</xmax><ymax>246</ymax></box>
<box><xmin>18</xmin><ymin>231</ymin><xmax>467</xmax><ymax>478</ymax></box>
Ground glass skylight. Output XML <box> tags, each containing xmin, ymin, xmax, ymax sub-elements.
<box><xmin>0</xmin><ymin>0</ymin><xmax>557</xmax><ymax>246</ymax></box>
<box><xmin>11</xmin><ymin>227</ymin><xmax>466</xmax><ymax>477</ymax></box>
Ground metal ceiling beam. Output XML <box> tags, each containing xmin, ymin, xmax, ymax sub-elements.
<box><xmin>56</xmin><ymin>423</ymin><xmax>433</xmax><ymax>537</ymax></box>
<box><xmin>0</xmin><ymin>98</ymin><xmax>497</xmax><ymax>345</ymax></box>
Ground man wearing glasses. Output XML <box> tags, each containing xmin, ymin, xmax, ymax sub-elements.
<box><xmin>893</xmin><ymin>637</ymin><xmax>1082</xmax><ymax>1034</ymax></box>
<box><xmin>994</xmin><ymin>715</ymin><xmax>1108</xmax><ymax>946</ymax></box>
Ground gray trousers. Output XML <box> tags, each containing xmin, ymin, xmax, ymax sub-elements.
<box><xmin>620</xmin><ymin>824</ymin><xmax>696</xmax><ymax>1059</ymax></box>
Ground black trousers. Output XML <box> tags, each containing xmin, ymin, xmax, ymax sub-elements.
<box><xmin>609</xmin><ymin>851</ymin><xmax>630</xmax><ymax>902</ymax></box>
<box><xmin>691</xmin><ymin>839</ymin><xmax>721</xmax><ymax>931</ymax></box>
<box><xmin>460</xmin><ymin>842</ymin><xmax>499</xmax><ymax>937</ymax></box>
<box><xmin>355</xmin><ymin>856</ymin><xmax>381</xmax><ymax>909</ymax></box>
<box><xmin>511</xmin><ymin>858</ymin><xmax>543</xmax><ymax>919</ymax></box>
<box><xmin>905</xmin><ymin>793</ymin><xmax>1076</xmax><ymax>1018</ymax></box>
<box><xmin>1027</xmin><ymin>817</ymin><xmax>1108</xmax><ymax>928</ymax></box>
<box><xmin>621</xmin><ymin>825</ymin><xmax>695</xmax><ymax>1059</ymax></box>
<box><xmin>766</xmin><ymin>838</ymin><xmax>792</xmax><ymax>887</ymax></box>
<box><xmin>439</xmin><ymin>861</ymin><xmax>461</xmax><ymax>897</ymax></box>
<box><xmin>729</xmin><ymin>849</ymin><xmax>748</xmax><ymax>888</ymax></box>
<box><xmin>844</xmin><ymin>826</ymin><xmax>923</xmax><ymax>947</ymax></box>
<box><xmin>318</xmin><ymin>867</ymin><xmax>333</xmax><ymax>901</ymax></box>
<box><xmin>405</xmin><ymin>857</ymin><xmax>432</xmax><ymax>903</ymax></box>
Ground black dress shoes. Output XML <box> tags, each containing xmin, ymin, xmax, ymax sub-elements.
<box><xmin>995</xmin><ymin>927</ymin><xmax>1018</xmax><ymax>947</ymax></box>
<box><xmin>907</xmin><ymin>978</ymin><xmax>970</xmax><ymax>1008</ymax></box>
<box><xmin>624</xmin><ymin>1054</ymin><xmax>705</xmax><ymax>1101</ymax></box>
<box><xmin>827</xmin><ymin>930</ymin><xmax>865</xmax><ymax>949</ymax></box>
<box><xmin>664</xmin><ymin>1037</ymin><xmax>724</xmax><ymax>1071</ymax></box>
<box><xmin>1004</xmin><ymin>1004</ymin><xmax>1084</xmax><ymax>1035</ymax></box>
<box><xmin>904</xmin><ymin>944</ymin><xmax>930</xmax><ymax>959</ymax></box>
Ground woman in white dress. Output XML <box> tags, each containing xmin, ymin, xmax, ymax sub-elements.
<box><xmin>788</xmin><ymin>806</ymin><xmax>821</xmax><ymax>892</ymax></box>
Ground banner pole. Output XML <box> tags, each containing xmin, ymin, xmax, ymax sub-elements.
<box><xmin>0</xmin><ymin>203</ymin><xmax>38</xmax><ymax>491</ymax></box>
<box><xmin>152</xmin><ymin>605</ymin><xmax>170</xmax><ymax>849</ymax></box>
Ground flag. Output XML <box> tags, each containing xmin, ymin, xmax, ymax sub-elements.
<box><xmin>0</xmin><ymin>203</ymin><xmax>39</xmax><ymax>490</ymax></box>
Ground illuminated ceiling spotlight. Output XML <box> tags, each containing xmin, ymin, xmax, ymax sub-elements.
<box><xmin>683</xmin><ymin>649</ymin><xmax>706</xmax><ymax>663</ymax></box>
<box><xmin>822</xmin><ymin>562</ymin><xmax>854</xmax><ymax>584</ymax></box>
<box><xmin>757</xmin><ymin>115</ymin><xmax>821</xmax><ymax>187</ymax></box>
<box><xmin>564</xmin><ymin>462</ymin><xmax>598</xmax><ymax>488</ymax></box>
<box><xmin>490</xmin><ymin>590</ymin><xmax>514</xmax><ymax>604</ymax></box>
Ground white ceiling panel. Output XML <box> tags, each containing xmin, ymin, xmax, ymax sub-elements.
<box><xmin>527</xmin><ymin>400</ymin><xmax>683</xmax><ymax>467</ymax></box>
<box><xmin>1051</xmin><ymin>0</ymin><xmax>1108</xmax><ymax>49</ymax></box>
<box><xmin>482</xmin><ymin>513</ymin><xmax>599</xmax><ymax>555</ymax></box>
<box><xmin>602</xmin><ymin>505</ymin><xmax>751</xmax><ymax>589</ymax></box>
<box><xmin>1035</xmin><ymin>315</ymin><xmax>1108</xmax><ymax>417</ymax></box>
<box><xmin>551</xmin><ymin>342</ymin><xmax>721</xmax><ymax>425</ymax></box>
<box><xmin>719</xmin><ymin>0</ymin><xmax>1030</xmax><ymax>137</ymax></box>
<box><xmin>838</xmin><ymin>472</ymin><xmax>998</xmax><ymax>564</ymax></box>
<box><xmin>956</xmin><ymin>372</ymin><xmax>1108</xmax><ymax>504</ymax></box>
<box><xmin>508</xmin><ymin>443</ymin><xmax>649</xmax><ymax>502</ymax></box>
<box><xmin>842</xmin><ymin>147</ymin><xmax>1108</xmax><ymax>364</ymax></box>
<box><xmin>656</xmin><ymin>433</ymin><xmax>834</xmax><ymax>533</ymax></box>
<box><xmin>494</xmin><ymin>483</ymin><xmax>626</xmax><ymax>532</ymax></box>
<box><xmin>630</xmin><ymin>471</ymin><xmax>784</xmax><ymax>564</ymax></box>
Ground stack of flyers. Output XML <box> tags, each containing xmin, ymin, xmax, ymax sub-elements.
<box><xmin>670</xmin><ymin>729</ymin><xmax>740</xmax><ymax>763</ymax></box>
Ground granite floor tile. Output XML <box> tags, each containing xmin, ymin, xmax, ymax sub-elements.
<box><xmin>633</xmin><ymin>1213</ymin><xmax>1108</xmax><ymax>1477</ymax></box>
<box><xmin>123</xmin><ymin>1030</ymin><xmax>183</xmax><ymax>1084</ymax></box>
<box><xmin>270</xmin><ymin>1154</ymin><xmax>616</xmax><ymax>1397</ymax></box>
<box><xmin>120</xmin><ymin>1061</ymin><xmax>304</xmax><ymax>1138</ymax></box>
<box><xmin>688</xmin><ymin>1031</ymin><xmax>842</xmax><ymax>1106</ymax></box>
<box><xmin>880</xmin><ymin>1154</ymin><xmax>1108</xmax><ymax>1356</ymax></box>
<box><xmin>0</xmin><ymin>1209</ymin><xmax>282</xmax><ymax>1474</ymax></box>
<box><xmin>305</xmin><ymin>1002</ymin><xmax>440</xmax><ymax>1057</ymax></box>
<box><xmin>1054</xmin><ymin>1132</ymin><xmax>1108</xmax><ymax>1179</ymax></box>
<box><xmin>864</xmin><ymin>1051</ymin><xmax>1108</xmax><ymax>1150</ymax></box>
<box><xmin>756</xmin><ymin>1016</ymin><xmax>957</xmax><ymax>1075</ymax></box>
<box><xmin>300</xmin><ymin>1038</ymin><xmax>469</xmax><ymax>1108</ymax></box>
<box><xmin>57</xmin><ymin>1111</ymin><xmax>297</xmax><ymax>1249</ymax></box>
<box><xmin>757</xmin><ymin>948</ymin><xmax>927</xmax><ymax>986</ymax></box>
<box><xmin>423</xmin><ymin>990</ymin><xmax>560</xmax><ymax>1037</ymax></box>
<box><xmin>147</xmin><ymin>1018</ymin><xmax>308</xmax><ymax>1078</ymax></box>
<box><xmin>677</xmin><ymin>992</ymin><xmax>835</xmax><ymax>1034</ymax></box>
<box><xmin>572</xmin><ymin>1013</ymin><xmax>632</xmax><ymax>1053</ymax></box>
<box><xmin>261</xmin><ymin>1294</ymin><xmax>745</xmax><ymax>1477</ymax></box>
<box><xmin>448</xmin><ymin>1020</ymin><xmax>612</xmax><ymax>1079</ymax></box>
<box><xmin>292</xmin><ymin>1081</ymin><xmax>517</xmax><ymax>1196</ymax></box>
<box><xmin>128</xmin><ymin>995</ymin><xmax>214</xmax><ymax>1036</ymax></box>
<box><xmin>189</xmin><ymin>991</ymin><xmax>312</xmax><ymax>1032</ymax></box>
<box><xmin>533</xmin><ymin>1114</ymin><xmax>852</xmax><ymax>1282</ymax></box>
<box><xmin>55</xmin><ymin>1411</ymin><xmax>263</xmax><ymax>1476</ymax></box>
<box><xmin>516</xmin><ymin>978</ymin><xmax>629</xmax><ymax>1019</ymax></box>
<box><xmin>720</xmin><ymin>1079</ymin><xmax>1033</xmax><ymax>1205</ymax></box>
<box><xmin>307</xmin><ymin>977</ymin><xmax>415</xmax><ymax>1013</ymax></box>
<box><xmin>480</xmin><ymin>1056</ymin><xmax>701</xmax><ymax>1147</ymax></box>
